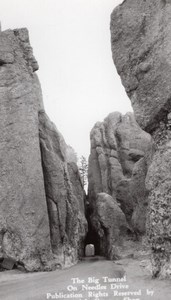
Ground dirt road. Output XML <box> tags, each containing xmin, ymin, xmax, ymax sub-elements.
<box><xmin>0</xmin><ymin>256</ymin><xmax>170</xmax><ymax>300</ymax></box>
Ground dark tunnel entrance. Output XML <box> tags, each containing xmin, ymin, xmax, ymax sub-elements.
<box><xmin>83</xmin><ymin>199</ymin><xmax>105</xmax><ymax>257</ymax></box>
<box><xmin>84</xmin><ymin>228</ymin><xmax>101</xmax><ymax>256</ymax></box>
<box><xmin>84</xmin><ymin>199</ymin><xmax>106</xmax><ymax>258</ymax></box>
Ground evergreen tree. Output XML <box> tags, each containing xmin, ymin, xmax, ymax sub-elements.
<box><xmin>78</xmin><ymin>156</ymin><xmax>88</xmax><ymax>188</ymax></box>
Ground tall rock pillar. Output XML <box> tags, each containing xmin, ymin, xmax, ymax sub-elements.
<box><xmin>0</xmin><ymin>28</ymin><xmax>53</xmax><ymax>271</ymax></box>
<box><xmin>111</xmin><ymin>0</ymin><xmax>171</xmax><ymax>278</ymax></box>
<box><xmin>0</xmin><ymin>27</ymin><xmax>87</xmax><ymax>271</ymax></box>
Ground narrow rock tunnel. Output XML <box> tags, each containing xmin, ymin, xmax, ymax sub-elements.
<box><xmin>83</xmin><ymin>201</ymin><xmax>105</xmax><ymax>258</ymax></box>
<box><xmin>84</xmin><ymin>227</ymin><xmax>101</xmax><ymax>256</ymax></box>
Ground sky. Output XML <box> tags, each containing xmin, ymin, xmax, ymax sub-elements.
<box><xmin>0</xmin><ymin>0</ymin><xmax>132</xmax><ymax>159</ymax></box>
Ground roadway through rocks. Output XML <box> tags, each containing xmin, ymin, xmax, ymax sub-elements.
<box><xmin>0</xmin><ymin>256</ymin><xmax>170</xmax><ymax>300</ymax></box>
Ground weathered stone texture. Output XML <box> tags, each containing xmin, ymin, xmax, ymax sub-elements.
<box><xmin>0</xmin><ymin>28</ymin><xmax>86</xmax><ymax>270</ymax></box>
<box><xmin>88</xmin><ymin>112</ymin><xmax>151</xmax><ymax>229</ymax></box>
<box><xmin>39</xmin><ymin>112</ymin><xmax>87</xmax><ymax>265</ymax></box>
<box><xmin>90</xmin><ymin>193</ymin><xmax>129</xmax><ymax>260</ymax></box>
<box><xmin>111</xmin><ymin>0</ymin><xmax>171</xmax><ymax>132</ymax></box>
<box><xmin>111</xmin><ymin>0</ymin><xmax>171</xmax><ymax>278</ymax></box>
<box><xmin>131</xmin><ymin>158</ymin><xmax>149</xmax><ymax>235</ymax></box>
<box><xmin>146</xmin><ymin>139</ymin><xmax>171</xmax><ymax>278</ymax></box>
<box><xmin>67</xmin><ymin>161</ymin><xmax>88</xmax><ymax>258</ymax></box>
<box><xmin>0</xmin><ymin>28</ymin><xmax>53</xmax><ymax>271</ymax></box>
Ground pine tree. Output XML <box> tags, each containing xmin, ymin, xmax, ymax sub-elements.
<box><xmin>78</xmin><ymin>156</ymin><xmax>88</xmax><ymax>188</ymax></box>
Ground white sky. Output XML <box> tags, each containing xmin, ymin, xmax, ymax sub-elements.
<box><xmin>0</xmin><ymin>0</ymin><xmax>132</xmax><ymax>159</ymax></box>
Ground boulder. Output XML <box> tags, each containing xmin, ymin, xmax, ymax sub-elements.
<box><xmin>111</xmin><ymin>0</ymin><xmax>171</xmax><ymax>278</ymax></box>
<box><xmin>90</xmin><ymin>193</ymin><xmax>129</xmax><ymax>260</ymax></box>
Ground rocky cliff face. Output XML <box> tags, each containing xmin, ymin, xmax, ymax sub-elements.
<box><xmin>88</xmin><ymin>112</ymin><xmax>151</xmax><ymax>234</ymax></box>
<box><xmin>111</xmin><ymin>0</ymin><xmax>171</xmax><ymax>278</ymax></box>
<box><xmin>39</xmin><ymin>112</ymin><xmax>87</xmax><ymax>267</ymax></box>
<box><xmin>90</xmin><ymin>192</ymin><xmax>129</xmax><ymax>260</ymax></box>
<box><xmin>0</xmin><ymin>28</ymin><xmax>87</xmax><ymax>271</ymax></box>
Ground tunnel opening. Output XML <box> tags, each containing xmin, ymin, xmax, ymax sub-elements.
<box><xmin>84</xmin><ymin>227</ymin><xmax>101</xmax><ymax>256</ymax></box>
<box><xmin>83</xmin><ymin>197</ymin><xmax>109</xmax><ymax>259</ymax></box>
<box><xmin>84</xmin><ymin>200</ymin><xmax>102</xmax><ymax>257</ymax></box>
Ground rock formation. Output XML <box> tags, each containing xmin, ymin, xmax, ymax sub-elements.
<box><xmin>88</xmin><ymin>112</ymin><xmax>151</xmax><ymax>235</ymax></box>
<box><xmin>39</xmin><ymin>112</ymin><xmax>87</xmax><ymax>267</ymax></box>
<box><xmin>90</xmin><ymin>193</ymin><xmax>129</xmax><ymax>260</ymax></box>
<box><xmin>130</xmin><ymin>157</ymin><xmax>149</xmax><ymax>235</ymax></box>
<box><xmin>0</xmin><ymin>28</ymin><xmax>87</xmax><ymax>271</ymax></box>
<box><xmin>111</xmin><ymin>0</ymin><xmax>171</xmax><ymax>278</ymax></box>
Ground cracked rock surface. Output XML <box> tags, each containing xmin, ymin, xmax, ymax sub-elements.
<box><xmin>111</xmin><ymin>0</ymin><xmax>171</xmax><ymax>133</ymax></box>
<box><xmin>88</xmin><ymin>112</ymin><xmax>151</xmax><ymax>235</ymax></box>
<box><xmin>111</xmin><ymin>0</ymin><xmax>171</xmax><ymax>278</ymax></box>
<box><xmin>0</xmin><ymin>28</ymin><xmax>87</xmax><ymax>271</ymax></box>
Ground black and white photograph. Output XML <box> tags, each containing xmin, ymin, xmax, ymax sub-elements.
<box><xmin>0</xmin><ymin>0</ymin><xmax>171</xmax><ymax>299</ymax></box>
